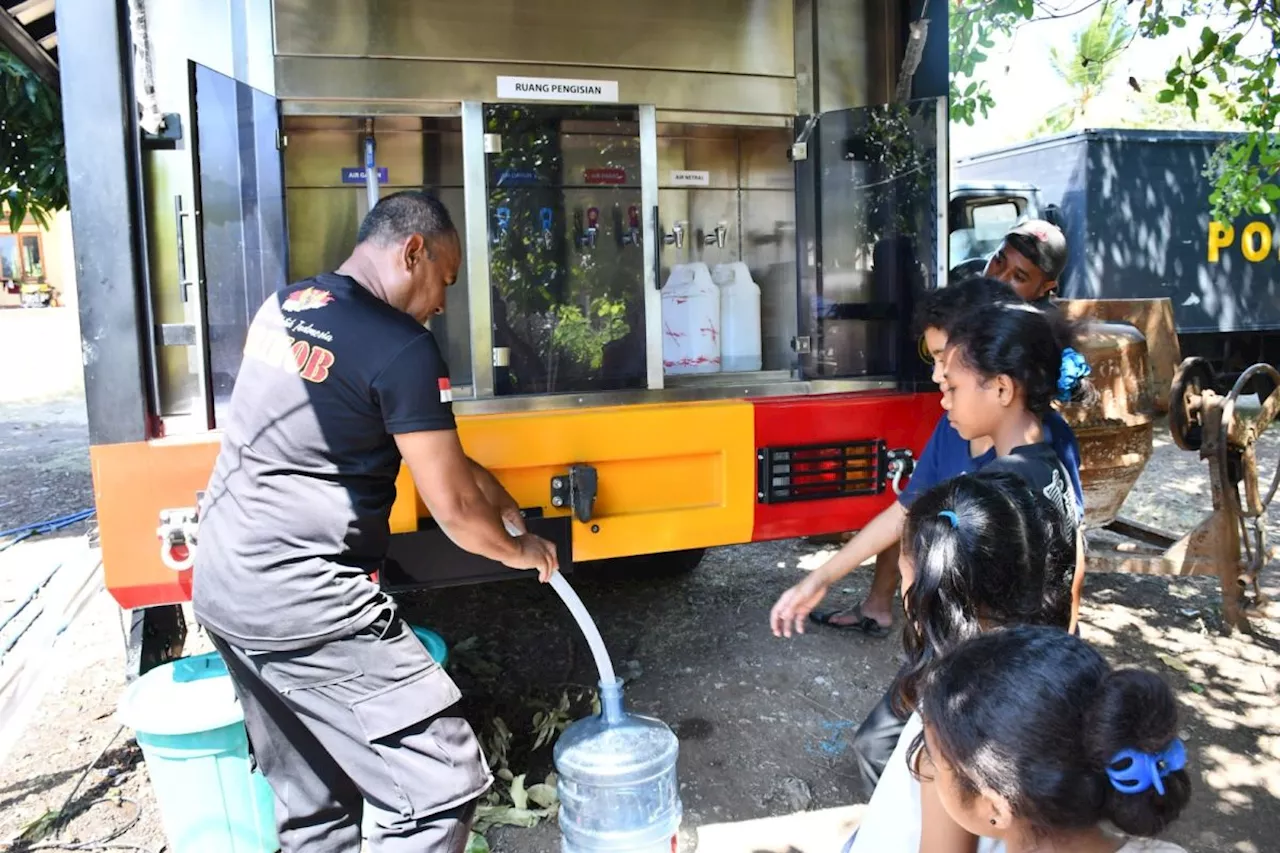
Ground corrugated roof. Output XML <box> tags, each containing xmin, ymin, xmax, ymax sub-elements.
<box><xmin>0</xmin><ymin>0</ymin><xmax>58</xmax><ymax>89</ymax></box>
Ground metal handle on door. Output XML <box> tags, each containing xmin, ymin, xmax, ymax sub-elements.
<box><xmin>174</xmin><ymin>196</ymin><xmax>196</xmax><ymax>303</ymax></box>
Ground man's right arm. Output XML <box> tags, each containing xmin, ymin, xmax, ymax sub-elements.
<box><xmin>395</xmin><ymin>430</ymin><xmax>559</xmax><ymax>581</ymax></box>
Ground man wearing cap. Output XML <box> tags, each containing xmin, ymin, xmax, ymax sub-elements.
<box><xmin>984</xmin><ymin>218</ymin><xmax>1068</xmax><ymax>303</ymax></box>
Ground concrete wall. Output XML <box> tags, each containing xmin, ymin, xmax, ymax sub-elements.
<box><xmin>0</xmin><ymin>307</ymin><xmax>86</xmax><ymax>402</ymax></box>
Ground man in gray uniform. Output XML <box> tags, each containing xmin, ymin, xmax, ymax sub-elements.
<box><xmin>193</xmin><ymin>191</ymin><xmax>559</xmax><ymax>852</ymax></box>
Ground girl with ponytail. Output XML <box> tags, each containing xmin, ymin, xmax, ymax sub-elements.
<box><xmin>918</xmin><ymin>625</ymin><xmax>1190</xmax><ymax>853</ymax></box>
<box><xmin>847</xmin><ymin>469</ymin><xmax>1076</xmax><ymax>853</ymax></box>
<box><xmin>941</xmin><ymin>297</ymin><xmax>1096</xmax><ymax>628</ymax></box>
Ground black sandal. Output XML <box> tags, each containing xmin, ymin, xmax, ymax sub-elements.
<box><xmin>808</xmin><ymin>605</ymin><xmax>891</xmax><ymax>638</ymax></box>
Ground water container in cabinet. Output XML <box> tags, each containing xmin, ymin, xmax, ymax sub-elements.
<box><xmin>661</xmin><ymin>263</ymin><xmax>721</xmax><ymax>375</ymax></box>
<box><xmin>712</xmin><ymin>262</ymin><xmax>762</xmax><ymax>373</ymax></box>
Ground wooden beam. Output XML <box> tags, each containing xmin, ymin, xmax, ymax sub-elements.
<box><xmin>0</xmin><ymin>7</ymin><xmax>58</xmax><ymax>91</ymax></box>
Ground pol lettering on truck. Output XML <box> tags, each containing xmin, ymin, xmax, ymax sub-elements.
<box><xmin>1208</xmin><ymin>221</ymin><xmax>1280</xmax><ymax>263</ymax></box>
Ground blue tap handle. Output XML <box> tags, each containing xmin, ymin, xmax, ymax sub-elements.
<box><xmin>496</xmin><ymin>207</ymin><xmax>510</xmax><ymax>230</ymax></box>
<box><xmin>540</xmin><ymin>207</ymin><xmax>554</xmax><ymax>232</ymax></box>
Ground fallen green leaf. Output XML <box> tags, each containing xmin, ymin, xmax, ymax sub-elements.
<box><xmin>527</xmin><ymin>782</ymin><xmax>559</xmax><ymax>809</ymax></box>
<box><xmin>510</xmin><ymin>773</ymin><xmax>528</xmax><ymax>810</ymax></box>
<box><xmin>1190</xmin><ymin>683</ymin><xmax>1206</xmax><ymax>694</ymax></box>
<box><xmin>475</xmin><ymin>805</ymin><xmax>547</xmax><ymax>831</ymax></box>
<box><xmin>18</xmin><ymin>809</ymin><xmax>60</xmax><ymax>843</ymax></box>
<box><xmin>466</xmin><ymin>831</ymin><xmax>491</xmax><ymax>853</ymax></box>
<box><xmin>1157</xmin><ymin>653</ymin><xmax>1192</xmax><ymax>674</ymax></box>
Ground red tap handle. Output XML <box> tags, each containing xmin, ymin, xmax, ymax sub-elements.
<box><xmin>587</xmin><ymin>207</ymin><xmax>599</xmax><ymax>229</ymax></box>
<box><xmin>628</xmin><ymin>205</ymin><xmax>640</xmax><ymax>229</ymax></box>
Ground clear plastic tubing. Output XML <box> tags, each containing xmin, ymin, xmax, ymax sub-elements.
<box><xmin>548</xmin><ymin>573</ymin><xmax>622</xmax><ymax>722</ymax></box>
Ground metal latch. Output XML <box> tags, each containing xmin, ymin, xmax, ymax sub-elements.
<box><xmin>791</xmin><ymin>336</ymin><xmax>812</xmax><ymax>355</ymax></box>
<box><xmin>550</xmin><ymin>465</ymin><xmax>599</xmax><ymax>523</ymax></box>
<box><xmin>883</xmin><ymin>448</ymin><xmax>916</xmax><ymax>495</ymax></box>
<box><xmin>157</xmin><ymin>503</ymin><xmax>200</xmax><ymax>572</ymax></box>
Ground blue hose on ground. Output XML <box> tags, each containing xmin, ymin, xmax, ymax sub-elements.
<box><xmin>0</xmin><ymin>507</ymin><xmax>94</xmax><ymax>540</ymax></box>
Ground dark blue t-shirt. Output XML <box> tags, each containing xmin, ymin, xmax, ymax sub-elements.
<box><xmin>899</xmin><ymin>412</ymin><xmax>1085</xmax><ymax>521</ymax></box>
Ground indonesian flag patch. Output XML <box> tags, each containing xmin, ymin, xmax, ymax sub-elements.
<box><xmin>439</xmin><ymin>377</ymin><xmax>453</xmax><ymax>404</ymax></box>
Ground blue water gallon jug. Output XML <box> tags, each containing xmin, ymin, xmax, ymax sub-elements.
<box><xmin>554</xmin><ymin>680</ymin><xmax>681</xmax><ymax>853</ymax></box>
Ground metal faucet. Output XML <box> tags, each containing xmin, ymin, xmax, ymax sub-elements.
<box><xmin>618</xmin><ymin>205</ymin><xmax>641</xmax><ymax>247</ymax></box>
<box><xmin>663</xmin><ymin>221</ymin><xmax>687</xmax><ymax>249</ymax></box>
<box><xmin>577</xmin><ymin>207</ymin><xmax>599</xmax><ymax>250</ymax></box>
<box><xmin>703</xmin><ymin>222</ymin><xmax>728</xmax><ymax>249</ymax></box>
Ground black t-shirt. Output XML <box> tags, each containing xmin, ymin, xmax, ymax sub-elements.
<box><xmin>193</xmin><ymin>273</ymin><xmax>455</xmax><ymax>651</ymax></box>
<box><xmin>984</xmin><ymin>442</ymin><xmax>1078</xmax><ymax>541</ymax></box>
<box><xmin>985</xmin><ymin>441</ymin><xmax>1080</xmax><ymax>622</ymax></box>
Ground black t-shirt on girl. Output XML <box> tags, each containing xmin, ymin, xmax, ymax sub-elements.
<box><xmin>985</xmin><ymin>441</ymin><xmax>1079</xmax><ymax>543</ymax></box>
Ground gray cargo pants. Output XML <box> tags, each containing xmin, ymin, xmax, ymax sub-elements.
<box><xmin>210</xmin><ymin>608</ymin><xmax>493</xmax><ymax>853</ymax></box>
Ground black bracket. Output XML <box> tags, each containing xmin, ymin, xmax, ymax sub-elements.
<box><xmin>142</xmin><ymin>113</ymin><xmax>184</xmax><ymax>149</ymax></box>
<box><xmin>551</xmin><ymin>464</ymin><xmax>599</xmax><ymax>523</ymax></box>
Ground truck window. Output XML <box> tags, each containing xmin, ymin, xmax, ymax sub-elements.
<box><xmin>950</xmin><ymin>200</ymin><xmax>1022</xmax><ymax>267</ymax></box>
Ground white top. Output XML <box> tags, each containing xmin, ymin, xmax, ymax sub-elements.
<box><xmin>846</xmin><ymin>713</ymin><xmax>1188</xmax><ymax>853</ymax></box>
<box><xmin>848</xmin><ymin>712</ymin><xmax>1005</xmax><ymax>853</ymax></box>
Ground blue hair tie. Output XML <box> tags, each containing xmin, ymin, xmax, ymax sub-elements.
<box><xmin>1106</xmin><ymin>739</ymin><xmax>1187</xmax><ymax>796</ymax></box>
<box><xmin>1057</xmin><ymin>347</ymin><xmax>1091</xmax><ymax>403</ymax></box>
<box><xmin>937</xmin><ymin>510</ymin><xmax>959</xmax><ymax>528</ymax></box>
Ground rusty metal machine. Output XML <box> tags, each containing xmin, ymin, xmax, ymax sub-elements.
<box><xmin>1094</xmin><ymin>359</ymin><xmax>1279</xmax><ymax>633</ymax></box>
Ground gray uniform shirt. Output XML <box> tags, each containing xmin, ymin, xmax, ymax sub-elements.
<box><xmin>193</xmin><ymin>273</ymin><xmax>455</xmax><ymax>651</ymax></box>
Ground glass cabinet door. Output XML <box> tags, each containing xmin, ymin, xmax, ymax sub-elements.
<box><xmin>794</xmin><ymin>97</ymin><xmax>942</xmax><ymax>381</ymax></box>
<box><xmin>192</xmin><ymin>63</ymin><xmax>289</xmax><ymax>426</ymax></box>
<box><xmin>483</xmin><ymin>104</ymin><xmax>646</xmax><ymax>396</ymax></box>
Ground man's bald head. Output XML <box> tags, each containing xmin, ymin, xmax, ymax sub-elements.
<box><xmin>357</xmin><ymin>191</ymin><xmax>457</xmax><ymax>248</ymax></box>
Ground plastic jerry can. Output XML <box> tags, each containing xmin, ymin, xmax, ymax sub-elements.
<box><xmin>661</xmin><ymin>262</ymin><xmax>721</xmax><ymax>375</ymax></box>
<box><xmin>711</xmin><ymin>262</ymin><xmax>762</xmax><ymax>373</ymax></box>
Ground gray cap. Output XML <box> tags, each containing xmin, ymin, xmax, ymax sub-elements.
<box><xmin>1005</xmin><ymin>219</ymin><xmax>1067</xmax><ymax>281</ymax></box>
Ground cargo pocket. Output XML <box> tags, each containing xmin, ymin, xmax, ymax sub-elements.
<box><xmin>250</xmin><ymin>645</ymin><xmax>364</xmax><ymax>694</ymax></box>
<box><xmin>351</xmin><ymin>666</ymin><xmax>492</xmax><ymax>818</ymax></box>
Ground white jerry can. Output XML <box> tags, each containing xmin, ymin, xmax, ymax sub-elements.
<box><xmin>711</xmin><ymin>261</ymin><xmax>763</xmax><ymax>373</ymax></box>
<box><xmin>661</xmin><ymin>263</ymin><xmax>721</xmax><ymax>375</ymax></box>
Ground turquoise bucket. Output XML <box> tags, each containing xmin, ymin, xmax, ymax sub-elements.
<box><xmin>117</xmin><ymin>652</ymin><xmax>278</xmax><ymax>853</ymax></box>
<box><xmin>409</xmin><ymin>625</ymin><xmax>449</xmax><ymax>668</ymax></box>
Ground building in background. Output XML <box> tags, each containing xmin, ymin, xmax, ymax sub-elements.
<box><xmin>1</xmin><ymin>210</ymin><xmax>77</xmax><ymax>309</ymax></box>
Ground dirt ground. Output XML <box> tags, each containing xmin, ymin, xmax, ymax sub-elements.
<box><xmin>1</xmin><ymin>393</ymin><xmax>1277</xmax><ymax>853</ymax></box>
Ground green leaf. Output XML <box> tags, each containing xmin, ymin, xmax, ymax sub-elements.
<box><xmin>466</xmin><ymin>832</ymin><xmax>491</xmax><ymax>853</ymax></box>
<box><xmin>1186</xmin><ymin>88</ymin><xmax>1200</xmax><ymax>116</ymax></box>
<box><xmin>526</xmin><ymin>783</ymin><xmax>559</xmax><ymax>809</ymax></box>
<box><xmin>509</xmin><ymin>774</ymin><xmax>528</xmax><ymax>810</ymax></box>
<box><xmin>1200</xmin><ymin>27</ymin><xmax>1219</xmax><ymax>50</ymax></box>
<box><xmin>1156</xmin><ymin>90</ymin><xmax>1176</xmax><ymax>103</ymax></box>
<box><xmin>1170</xmin><ymin>16</ymin><xmax>1187</xmax><ymax>28</ymax></box>
<box><xmin>18</xmin><ymin>809</ymin><xmax>60</xmax><ymax>842</ymax></box>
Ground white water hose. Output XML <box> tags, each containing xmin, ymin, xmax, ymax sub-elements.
<box><xmin>548</xmin><ymin>572</ymin><xmax>617</xmax><ymax>687</ymax></box>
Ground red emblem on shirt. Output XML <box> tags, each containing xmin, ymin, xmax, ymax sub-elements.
<box><xmin>282</xmin><ymin>287</ymin><xmax>334</xmax><ymax>313</ymax></box>
<box><xmin>439</xmin><ymin>377</ymin><xmax>453</xmax><ymax>404</ymax></box>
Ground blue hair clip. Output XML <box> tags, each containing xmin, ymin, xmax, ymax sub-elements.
<box><xmin>1106</xmin><ymin>739</ymin><xmax>1187</xmax><ymax>796</ymax></box>
<box><xmin>1056</xmin><ymin>347</ymin><xmax>1092</xmax><ymax>403</ymax></box>
<box><xmin>937</xmin><ymin>510</ymin><xmax>959</xmax><ymax>528</ymax></box>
